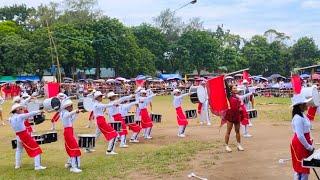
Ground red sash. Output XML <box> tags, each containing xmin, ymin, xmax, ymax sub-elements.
<box><xmin>88</xmin><ymin>111</ymin><xmax>94</xmax><ymax>121</ymax></box>
<box><xmin>51</xmin><ymin>112</ymin><xmax>60</xmax><ymax>123</ymax></box>
<box><xmin>140</xmin><ymin>108</ymin><xmax>153</xmax><ymax>128</ymax></box>
<box><xmin>113</xmin><ymin>113</ymin><xmax>128</xmax><ymax>136</ymax></box>
<box><xmin>290</xmin><ymin>133</ymin><xmax>312</xmax><ymax>174</ymax></box>
<box><xmin>176</xmin><ymin>107</ymin><xmax>188</xmax><ymax>126</ymax></box>
<box><xmin>64</xmin><ymin>127</ymin><xmax>81</xmax><ymax>157</ymax></box>
<box><xmin>23</xmin><ymin>110</ymin><xmax>33</xmax><ymax>133</ymax></box>
<box><xmin>16</xmin><ymin>130</ymin><xmax>42</xmax><ymax>158</ymax></box>
<box><xmin>96</xmin><ymin>116</ymin><xmax>118</xmax><ymax>141</ymax></box>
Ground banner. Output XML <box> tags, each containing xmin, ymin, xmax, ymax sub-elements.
<box><xmin>45</xmin><ymin>82</ymin><xmax>60</xmax><ymax>98</ymax></box>
<box><xmin>242</xmin><ymin>70</ymin><xmax>251</xmax><ymax>84</ymax></box>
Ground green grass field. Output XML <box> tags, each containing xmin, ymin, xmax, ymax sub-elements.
<box><xmin>0</xmin><ymin>96</ymin><xmax>292</xmax><ymax>179</ymax></box>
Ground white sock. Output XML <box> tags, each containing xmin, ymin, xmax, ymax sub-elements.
<box><xmin>107</xmin><ymin>138</ymin><xmax>116</xmax><ymax>152</ymax></box>
<box><xmin>120</xmin><ymin>135</ymin><xmax>126</xmax><ymax>145</ymax></box>
<box><xmin>76</xmin><ymin>157</ymin><xmax>80</xmax><ymax>168</ymax></box>
<box><xmin>15</xmin><ymin>143</ymin><xmax>23</xmax><ymax>167</ymax></box>
<box><xmin>34</xmin><ymin>155</ymin><xmax>41</xmax><ymax>167</ymax></box>
<box><xmin>71</xmin><ymin>157</ymin><xmax>77</xmax><ymax>168</ymax></box>
<box><xmin>178</xmin><ymin>126</ymin><xmax>184</xmax><ymax>135</ymax></box>
<box><xmin>131</xmin><ymin>133</ymin><xmax>138</xmax><ymax>140</ymax></box>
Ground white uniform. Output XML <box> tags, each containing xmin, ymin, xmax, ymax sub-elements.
<box><xmin>199</xmin><ymin>87</ymin><xmax>210</xmax><ymax>125</ymax></box>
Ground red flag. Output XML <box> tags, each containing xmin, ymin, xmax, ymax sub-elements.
<box><xmin>242</xmin><ymin>70</ymin><xmax>251</xmax><ymax>84</ymax></box>
<box><xmin>206</xmin><ymin>75</ymin><xmax>229</xmax><ymax>117</ymax></box>
<box><xmin>135</xmin><ymin>79</ymin><xmax>145</xmax><ymax>87</ymax></box>
<box><xmin>45</xmin><ymin>82</ymin><xmax>60</xmax><ymax>98</ymax></box>
<box><xmin>291</xmin><ymin>75</ymin><xmax>302</xmax><ymax>94</ymax></box>
<box><xmin>307</xmin><ymin>106</ymin><xmax>317</xmax><ymax>121</ymax></box>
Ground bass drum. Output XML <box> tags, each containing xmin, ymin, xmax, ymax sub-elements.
<box><xmin>83</xmin><ymin>97</ymin><xmax>94</xmax><ymax>112</ymax></box>
<box><xmin>43</xmin><ymin>97</ymin><xmax>61</xmax><ymax>111</ymax></box>
<box><xmin>301</xmin><ymin>86</ymin><xmax>320</xmax><ymax>107</ymax></box>
<box><xmin>197</xmin><ymin>86</ymin><xmax>206</xmax><ymax>103</ymax></box>
<box><xmin>189</xmin><ymin>86</ymin><xmax>199</xmax><ymax>104</ymax></box>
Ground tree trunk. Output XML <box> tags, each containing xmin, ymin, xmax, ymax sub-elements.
<box><xmin>96</xmin><ymin>56</ymin><xmax>101</xmax><ymax>79</ymax></box>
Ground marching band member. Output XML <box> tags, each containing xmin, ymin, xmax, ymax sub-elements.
<box><xmin>119</xmin><ymin>100</ymin><xmax>141</xmax><ymax>143</ymax></box>
<box><xmin>86</xmin><ymin>89</ymin><xmax>96</xmax><ymax>128</ymax></box>
<box><xmin>138</xmin><ymin>89</ymin><xmax>156</xmax><ymax>139</ymax></box>
<box><xmin>13</xmin><ymin>95</ymin><xmax>33</xmax><ymax>134</ymax></box>
<box><xmin>172</xmin><ymin>89</ymin><xmax>191</xmax><ymax>138</ymax></box>
<box><xmin>60</xmin><ymin>99</ymin><xmax>82</xmax><ymax>173</ymax></box>
<box><xmin>93</xmin><ymin>91</ymin><xmax>119</xmax><ymax>155</ymax></box>
<box><xmin>242</xmin><ymin>80</ymin><xmax>254</xmax><ymax>127</ymax></box>
<box><xmin>290</xmin><ymin>95</ymin><xmax>314</xmax><ymax>180</ymax></box>
<box><xmin>51</xmin><ymin>93</ymin><xmax>68</xmax><ymax>131</ymax></box>
<box><xmin>107</xmin><ymin>92</ymin><xmax>134</xmax><ymax>148</ymax></box>
<box><xmin>9</xmin><ymin>103</ymin><xmax>46</xmax><ymax>170</ymax></box>
<box><xmin>224</xmin><ymin>84</ymin><xmax>245</xmax><ymax>152</ymax></box>
<box><xmin>199</xmin><ymin>81</ymin><xmax>211</xmax><ymax>126</ymax></box>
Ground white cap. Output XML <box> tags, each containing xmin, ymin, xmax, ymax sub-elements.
<box><xmin>11</xmin><ymin>103</ymin><xmax>23</xmax><ymax>113</ymax></box>
<box><xmin>94</xmin><ymin>91</ymin><xmax>104</xmax><ymax>99</ymax></box>
<box><xmin>242</xmin><ymin>79</ymin><xmax>248</xmax><ymax>84</ymax></box>
<box><xmin>61</xmin><ymin>99</ymin><xmax>73</xmax><ymax>109</ymax></box>
<box><xmin>291</xmin><ymin>94</ymin><xmax>312</xmax><ymax>107</ymax></box>
<box><xmin>173</xmin><ymin>89</ymin><xmax>181</xmax><ymax>95</ymax></box>
<box><xmin>140</xmin><ymin>89</ymin><xmax>147</xmax><ymax>94</ymax></box>
<box><xmin>13</xmin><ymin>96</ymin><xmax>21</xmax><ymax>103</ymax></box>
<box><xmin>57</xmin><ymin>93</ymin><xmax>67</xmax><ymax>100</ymax></box>
<box><xmin>107</xmin><ymin>92</ymin><xmax>118</xmax><ymax>98</ymax></box>
<box><xmin>22</xmin><ymin>93</ymin><xmax>30</xmax><ymax>98</ymax></box>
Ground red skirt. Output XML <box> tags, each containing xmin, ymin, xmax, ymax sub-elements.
<box><xmin>225</xmin><ymin>109</ymin><xmax>241</xmax><ymax>123</ymax></box>
<box><xmin>176</xmin><ymin>107</ymin><xmax>188</xmax><ymax>126</ymax></box>
<box><xmin>51</xmin><ymin>112</ymin><xmax>60</xmax><ymax>123</ymax></box>
<box><xmin>128</xmin><ymin>123</ymin><xmax>142</xmax><ymax>133</ymax></box>
<box><xmin>16</xmin><ymin>130</ymin><xmax>42</xmax><ymax>158</ymax></box>
<box><xmin>240</xmin><ymin>105</ymin><xmax>249</xmax><ymax>126</ymax></box>
<box><xmin>113</xmin><ymin>114</ymin><xmax>128</xmax><ymax>136</ymax></box>
<box><xmin>140</xmin><ymin>108</ymin><xmax>153</xmax><ymax>128</ymax></box>
<box><xmin>96</xmin><ymin>116</ymin><xmax>118</xmax><ymax>141</ymax></box>
<box><xmin>291</xmin><ymin>133</ymin><xmax>312</xmax><ymax>174</ymax></box>
<box><xmin>64</xmin><ymin>127</ymin><xmax>81</xmax><ymax>157</ymax></box>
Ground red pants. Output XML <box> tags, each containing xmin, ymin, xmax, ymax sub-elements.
<box><xmin>176</xmin><ymin>107</ymin><xmax>188</xmax><ymax>126</ymax></box>
<box><xmin>16</xmin><ymin>130</ymin><xmax>42</xmax><ymax>158</ymax></box>
<box><xmin>96</xmin><ymin>116</ymin><xmax>118</xmax><ymax>141</ymax></box>
<box><xmin>113</xmin><ymin>114</ymin><xmax>128</xmax><ymax>136</ymax></box>
<box><xmin>140</xmin><ymin>108</ymin><xmax>153</xmax><ymax>128</ymax></box>
<box><xmin>128</xmin><ymin>123</ymin><xmax>142</xmax><ymax>133</ymax></box>
<box><xmin>64</xmin><ymin>127</ymin><xmax>81</xmax><ymax>157</ymax></box>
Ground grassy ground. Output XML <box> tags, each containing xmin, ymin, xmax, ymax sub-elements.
<box><xmin>0</xmin><ymin>96</ymin><xmax>291</xmax><ymax>179</ymax></box>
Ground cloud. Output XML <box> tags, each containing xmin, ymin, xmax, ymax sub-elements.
<box><xmin>301</xmin><ymin>0</ymin><xmax>320</xmax><ymax>9</ymax></box>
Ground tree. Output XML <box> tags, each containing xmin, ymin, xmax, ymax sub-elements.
<box><xmin>0</xmin><ymin>4</ymin><xmax>35</xmax><ymax>25</ymax></box>
<box><xmin>292</xmin><ymin>37</ymin><xmax>319</xmax><ymax>68</ymax></box>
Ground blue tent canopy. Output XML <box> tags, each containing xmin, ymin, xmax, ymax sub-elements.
<box><xmin>159</xmin><ymin>74</ymin><xmax>182</xmax><ymax>80</ymax></box>
<box><xmin>16</xmin><ymin>76</ymin><xmax>40</xmax><ymax>82</ymax></box>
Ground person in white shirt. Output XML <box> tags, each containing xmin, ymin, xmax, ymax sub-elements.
<box><xmin>138</xmin><ymin>90</ymin><xmax>157</xmax><ymax>139</ymax></box>
<box><xmin>9</xmin><ymin>103</ymin><xmax>46</xmax><ymax>170</ymax></box>
<box><xmin>199</xmin><ymin>81</ymin><xmax>211</xmax><ymax>126</ymax></box>
<box><xmin>290</xmin><ymin>95</ymin><xmax>314</xmax><ymax>180</ymax></box>
<box><xmin>50</xmin><ymin>93</ymin><xmax>68</xmax><ymax>130</ymax></box>
<box><xmin>60</xmin><ymin>99</ymin><xmax>82</xmax><ymax>173</ymax></box>
<box><xmin>93</xmin><ymin>91</ymin><xmax>119</xmax><ymax>155</ymax></box>
<box><xmin>107</xmin><ymin>92</ymin><xmax>134</xmax><ymax>148</ymax></box>
<box><xmin>172</xmin><ymin>89</ymin><xmax>191</xmax><ymax>137</ymax></box>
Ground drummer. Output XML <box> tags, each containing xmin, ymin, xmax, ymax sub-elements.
<box><xmin>51</xmin><ymin>93</ymin><xmax>68</xmax><ymax>131</ymax></box>
<box><xmin>85</xmin><ymin>89</ymin><xmax>96</xmax><ymax>129</ymax></box>
<box><xmin>60</xmin><ymin>99</ymin><xmax>82</xmax><ymax>173</ymax></box>
<box><xmin>199</xmin><ymin>81</ymin><xmax>211</xmax><ymax>126</ymax></box>
<box><xmin>9</xmin><ymin>103</ymin><xmax>46</xmax><ymax>170</ymax></box>
<box><xmin>107</xmin><ymin>92</ymin><xmax>135</xmax><ymax>148</ymax></box>
<box><xmin>172</xmin><ymin>89</ymin><xmax>192</xmax><ymax>138</ymax></box>
<box><xmin>119</xmin><ymin>100</ymin><xmax>141</xmax><ymax>143</ymax></box>
<box><xmin>93</xmin><ymin>91</ymin><xmax>119</xmax><ymax>155</ymax></box>
<box><xmin>13</xmin><ymin>95</ymin><xmax>33</xmax><ymax>134</ymax></box>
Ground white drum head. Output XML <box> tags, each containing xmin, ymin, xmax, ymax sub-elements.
<box><xmin>301</xmin><ymin>86</ymin><xmax>320</xmax><ymax>106</ymax></box>
<box><xmin>27</xmin><ymin>102</ymin><xmax>40</xmax><ymax>112</ymax></box>
<box><xmin>197</xmin><ymin>86</ymin><xmax>206</xmax><ymax>103</ymax></box>
<box><xmin>83</xmin><ymin>97</ymin><xmax>94</xmax><ymax>111</ymax></box>
<box><xmin>78</xmin><ymin>134</ymin><xmax>96</xmax><ymax>137</ymax></box>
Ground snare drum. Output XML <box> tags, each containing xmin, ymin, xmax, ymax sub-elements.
<box><xmin>42</xmin><ymin>132</ymin><xmax>58</xmax><ymax>144</ymax></box>
<box><xmin>43</xmin><ymin>97</ymin><xmax>61</xmax><ymax>111</ymax></box>
<box><xmin>110</xmin><ymin>122</ymin><xmax>122</xmax><ymax>132</ymax></box>
<box><xmin>78</xmin><ymin>101</ymin><xmax>85</xmax><ymax>111</ymax></box>
<box><xmin>78</xmin><ymin>134</ymin><xmax>96</xmax><ymax>148</ymax></box>
<box><xmin>247</xmin><ymin>109</ymin><xmax>258</xmax><ymax>119</ymax></box>
<box><xmin>185</xmin><ymin>109</ymin><xmax>197</xmax><ymax>119</ymax></box>
<box><xmin>151</xmin><ymin>114</ymin><xmax>162</xmax><ymax>123</ymax></box>
<box><xmin>32</xmin><ymin>114</ymin><xmax>45</xmax><ymax>125</ymax></box>
<box><xmin>125</xmin><ymin>115</ymin><xmax>135</xmax><ymax>124</ymax></box>
<box><xmin>135</xmin><ymin>120</ymin><xmax>141</xmax><ymax>126</ymax></box>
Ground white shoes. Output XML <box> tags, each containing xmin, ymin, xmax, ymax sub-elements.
<box><xmin>65</xmin><ymin>163</ymin><xmax>71</xmax><ymax>169</ymax></box>
<box><xmin>145</xmin><ymin>136</ymin><xmax>152</xmax><ymax>139</ymax></box>
<box><xmin>85</xmin><ymin>148</ymin><xmax>96</xmax><ymax>153</ymax></box>
<box><xmin>225</xmin><ymin>145</ymin><xmax>232</xmax><ymax>153</ymax></box>
<box><xmin>237</xmin><ymin>144</ymin><xmax>244</xmax><ymax>151</ymax></box>
<box><xmin>177</xmin><ymin>134</ymin><xmax>186</xmax><ymax>138</ymax></box>
<box><xmin>15</xmin><ymin>165</ymin><xmax>21</xmax><ymax>169</ymax></box>
<box><xmin>35</xmin><ymin>166</ymin><xmax>47</xmax><ymax>171</ymax></box>
<box><xmin>106</xmin><ymin>151</ymin><xmax>118</xmax><ymax>155</ymax></box>
<box><xmin>243</xmin><ymin>134</ymin><xmax>252</xmax><ymax>138</ymax></box>
<box><xmin>120</xmin><ymin>144</ymin><xmax>129</xmax><ymax>148</ymax></box>
<box><xmin>129</xmin><ymin>139</ymin><xmax>139</xmax><ymax>143</ymax></box>
<box><xmin>70</xmin><ymin>167</ymin><xmax>82</xmax><ymax>173</ymax></box>
<box><xmin>248</xmin><ymin>123</ymin><xmax>253</xmax><ymax>127</ymax></box>
<box><xmin>200</xmin><ymin>122</ymin><xmax>204</xmax><ymax>125</ymax></box>
<box><xmin>207</xmin><ymin>122</ymin><xmax>211</xmax><ymax>126</ymax></box>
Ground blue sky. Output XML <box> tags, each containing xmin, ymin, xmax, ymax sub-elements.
<box><xmin>1</xmin><ymin>0</ymin><xmax>320</xmax><ymax>45</ymax></box>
